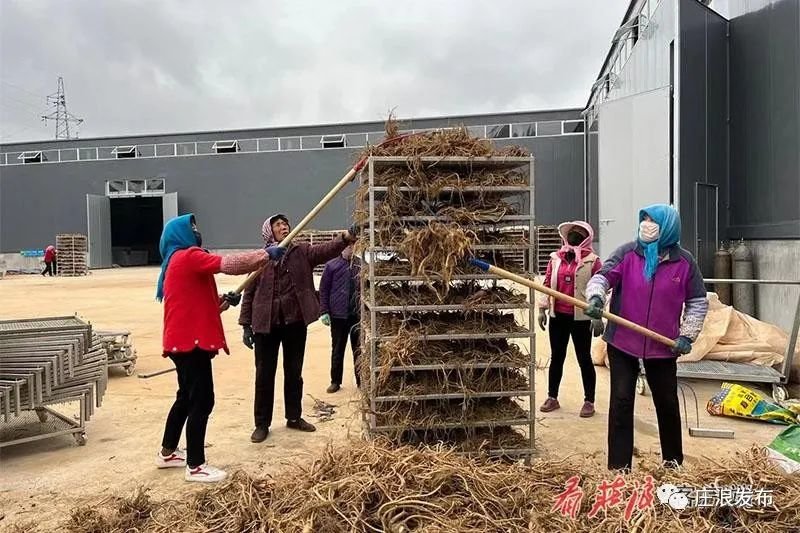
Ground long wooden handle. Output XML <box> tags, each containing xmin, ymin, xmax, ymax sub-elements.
<box><xmin>233</xmin><ymin>167</ymin><xmax>357</xmax><ymax>295</ymax></box>
<box><xmin>470</xmin><ymin>259</ymin><xmax>677</xmax><ymax>349</ymax></box>
<box><xmin>232</xmin><ymin>132</ymin><xmax>415</xmax><ymax>297</ymax></box>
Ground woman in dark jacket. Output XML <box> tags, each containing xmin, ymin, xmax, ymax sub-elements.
<box><xmin>319</xmin><ymin>244</ymin><xmax>361</xmax><ymax>393</ymax></box>
<box><xmin>585</xmin><ymin>204</ymin><xmax>709</xmax><ymax>471</ymax></box>
<box><xmin>239</xmin><ymin>214</ymin><xmax>357</xmax><ymax>443</ymax></box>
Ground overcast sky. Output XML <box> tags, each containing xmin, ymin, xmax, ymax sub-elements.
<box><xmin>0</xmin><ymin>0</ymin><xmax>629</xmax><ymax>143</ymax></box>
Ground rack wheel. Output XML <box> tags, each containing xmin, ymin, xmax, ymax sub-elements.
<box><xmin>125</xmin><ymin>364</ymin><xmax>136</xmax><ymax>377</ymax></box>
<box><xmin>75</xmin><ymin>433</ymin><xmax>87</xmax><ymax>446</ymax></box>
<box><xmin>636</xmin><ymin>376</ymin><xmax>648</xmax><ymax>396</ymax></box>
<box><xmin>35</xmin><ymin>409</ymin><xmax>48</xmax><ymax>423</ymax></box>
<box><xmin>772</xmin><ymin>385</ymin><xmax>788</xmax><ymax>403</ymax></box>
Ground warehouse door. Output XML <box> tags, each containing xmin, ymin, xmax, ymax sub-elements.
<box><xmin>162</xmin><ymin>192</ymin><xmax>178</xmax><ymax>225</ymax></box>
<box><xmin>86</xmin><ymin>194</ymin><xmax>112</xmax><ymax>269</ymax></box>
<box><xmin>597</xmin><ymin>88</ymin><xmax>671</xmax><ymax>259</ymax></box>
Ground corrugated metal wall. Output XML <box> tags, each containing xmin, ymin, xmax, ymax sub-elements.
<box><xmin>0</xmin><ymin>134</ymin><xmax>585</xmax><ymax>252</ymax></box>
<box><xmin>679</xmin><ymin>0</ymin><xmax>729</xmax><ymax>275</ymax></box>
<box><xmin>727</xmin><ymin>0</ymin><xmax>800</xmax><ymax>239</ymax></box>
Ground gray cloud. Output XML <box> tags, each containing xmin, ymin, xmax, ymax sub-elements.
<box><xmin>0</xmin><ymin>0</ymin><xmax>627</xmax><ymax>142</ymax></box>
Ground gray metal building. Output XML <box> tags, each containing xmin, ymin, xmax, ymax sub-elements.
<box><xmin>0</xmin><ymin>109</ymin><xmax>586</xmax><ymax>268</ymax></box>
<box><xmin>585</xmin><ymin>0</ymin><xmax>800</xmax><ymax>330</ymax></box>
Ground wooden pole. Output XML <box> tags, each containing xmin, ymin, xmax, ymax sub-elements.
<box><xmin>470</xmin><ymin>259</ymin><xmax>677</xmax><ymax>349</ymax></box>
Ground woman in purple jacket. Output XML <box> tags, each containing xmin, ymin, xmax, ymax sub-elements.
<box><xmin>584</xmin><ymin>204</ymin><xmax>708</xmax><ymax>471</ymax></box>
<box><xmin>319</xmin><ymin>244</ymin><xmax>361</xmax><ymax>394</ymax></box>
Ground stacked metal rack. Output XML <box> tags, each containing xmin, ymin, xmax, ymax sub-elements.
<box><xmin>95</xmin><ymin>329</ymin><xmax>137</xmax><ymax>376</ymax></box>
<box><xmin>0</xmin><ymin>316</ymin><xmax>107</xmax><ymax>447</ymax></box>
<box><xmin>359</xmin><ymin>156</ymin><xmax>536</xmax><ymax>460</ymax></box>
<box><xmin>56</xmin><ymin>234</ymin><xmax>89</xmax><ymax>276</ymax></box>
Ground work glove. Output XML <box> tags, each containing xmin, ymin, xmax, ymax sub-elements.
<box><xmin>320</xmin><ymin>313</ymin><xmax>331</xmax><ymax>327</ymax></box>
<box><xmin>584</xmin><ymin>296</ymin><xmax>605</xmax><ymax>320</ymax></box>
<box><xmin>591</xmin><ymin>319</ymin><xmax>605</xmax><ymax>337</ymax></box>
<box><xmin>671</xmin><ymin>335</ymin><xmax>692</xmax><ymax>355</ymax></box>
<box><xmin>242</xmin><ymin>325</ymin><xmax>255</xmax><ymax>350</ymax></box>
<box><xmin>266</xmin><ymin>245</ymin><xmax>286</xmax><ymax>261</ymax></box>
<box><xmin>346</xmin><ymin>223</ymin><xmax>360</xmax><ymax>242</ymax></box>
<box><xmin>537</xmin><ymin>309</ymin><xmax>548</xmax><ymax>331</ymax></box>
<box><xmin>222</xmin><ymin>291</ymin><xmax>241</xmax><ymax>307</ymax></box>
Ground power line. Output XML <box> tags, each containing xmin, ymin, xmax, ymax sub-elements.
<box><xmin>40</xmin><ymin>76</ymin><xmax>84</xmax><ymax>140</ymax></box>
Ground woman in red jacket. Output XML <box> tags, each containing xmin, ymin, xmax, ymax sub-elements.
<box><xmin>42</xmin><ymin>245</ymin><xmax>57</xmax><ymax>276</ymax></box>
<box><xmin>154</xmin><ymin>213</ymin><xmax>269</xmax><ymax>483</ymax></box>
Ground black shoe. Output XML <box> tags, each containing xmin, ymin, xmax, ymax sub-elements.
<box><xmin>250</xmin><ymin>426</ymin><xmax>269</xmax><ymax>443</ymax></box>
<box><xmin>326</xmin><ymin>383</ymin><xmax>340</xmax><ymax>393</ymax></box>
<box><xmin>287</xmin><ymin>418</ymin><xmax>316</xmax><ymax>432</ymax></box>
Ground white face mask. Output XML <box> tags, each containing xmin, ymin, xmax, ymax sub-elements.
<box><xmin>639</xmin><ymin>220</ymin><xmax>660</xmax><ymax>243</ymax></box>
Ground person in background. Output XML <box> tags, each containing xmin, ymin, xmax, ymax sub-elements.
<box><xmin>154</xmin><ymin>213</ymin><xmax>270</xmax><ymax>483</ymax></box>
<box><xmin>240</xmin><ymin>214</ymin><xmax>358</xmax><ymax>443</ymax></box>
<box><xmin>42</xmin><ymin>245</ymin><xmax>57</xmax><ymax>276</ymax></box>
<box><xmin>319</xmin><ymin>244</ymin><xmax>361</xmax><ymax>393</ymax></box>
<box><xmin>538</xmin><ymin>221</ymin><xmax>603</xmax><ymax>418</ymax></box>
<box><xmin>585</xmin><ymin>204</ymin><xmax>708</xmax><ymax>472</ymax></box>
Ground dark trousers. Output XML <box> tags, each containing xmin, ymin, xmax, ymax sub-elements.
<box><xmin>253</xmin><ymin>322</ymin><xmax>308</xmax><ymax>428</ymax></box>
<box><xmin>547</xmin><ymin>313</ymin><xmax>595</xmax><ymax>402</ymax></box>
<box><xmin>42</xmin><ymin>260</ymin><xmax>57</xmax><ymax>276</ymax></box>
<box><xmin>607</xmin><ymin>345</ymin><xmax>683</xmax><ymax>470</ymax></box>
<box><xmin>161</xmin><ymin>349</ymin><xmax>215</xmax><ymax>468</ymax></box>
<box><xmin>330</xmin><ymin>316</ymin><xmax>361</xmax><ymax>387</ymax></box>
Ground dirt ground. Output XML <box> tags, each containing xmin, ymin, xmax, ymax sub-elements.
<box><xmin>0</xmin><ymin>267</ymin><xmax>788</xmax><ymax>530</ymax></box>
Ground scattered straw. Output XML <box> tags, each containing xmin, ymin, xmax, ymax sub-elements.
<box><xmin>58</xmin><ymin>440</ymin><xmax>800</xmax><ymax>533</ymax></box>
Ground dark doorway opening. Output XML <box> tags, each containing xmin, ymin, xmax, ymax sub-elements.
<box><xmin>110</xmin><ymin>197</ymin><xmax>163</xmax><ymax>266</ymax></box>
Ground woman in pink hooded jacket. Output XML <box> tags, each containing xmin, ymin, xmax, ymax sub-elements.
<box><xmin>538</xmin><ymin>221</ymin><xmax>603</xmax><ymax>418</ymax></box>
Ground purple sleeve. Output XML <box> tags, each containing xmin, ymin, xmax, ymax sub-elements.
<box><xmin>319</xmin><ymin>262</ymin><xmax>333</xmax><ymax>315</ymax></box>
<box><xmin>585</xmin><ymin>242</ymin><xmax>635</xmax><ymax>303</ymax></box>
<box><xmin>680</xmin><ymin>252</ymin><xmax>709</xmax><ymax>340</ymax></box>
<box><xmin>308</xmin><ymin>235</ymin><xmax>349</xmax><ymax>267</ymax></box>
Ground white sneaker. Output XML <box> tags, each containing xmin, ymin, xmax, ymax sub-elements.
<box><xmin>155</xmin><ymin>449</ymin><xmax>187</xmax><ymax>469</ymax></box>
<box><xmin>185</xmin><ymin>463</ymin><xmax>228</xmax><ymax>483</ymax></box>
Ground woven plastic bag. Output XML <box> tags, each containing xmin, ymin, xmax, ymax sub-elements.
<box><xmin>706</xmin><ymin>382</ymin><xmax>799</xmax><ymax>425</ymax></box>
<box><xmin>767</xmin><ymin>425</ymin><xmax>800</xmax><ymax>474</ymax></box>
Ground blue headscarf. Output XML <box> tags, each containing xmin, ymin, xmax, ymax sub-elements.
<box><xmin>156</xmin><ymin>213</ymin><xmax>198</xmax><ymax>301</ymax></box>
<box><xmin>637</xmin><ymin>204</ymin><xmax>681</xmax><ymax>281</ymax></box>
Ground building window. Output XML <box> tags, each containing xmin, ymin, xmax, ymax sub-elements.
<box><xmin>486</xmin><ymin>125</ymin><xmax>510</xmax><ymax>139</ymax></box>
<box><xmin>112</xmin><ymin>145</ymin><xmax>138</xmax><ymax>159</ymax></box>
<box><xmin>511</xmin><ymin>123</ymin><xmax>536</xmax><ymax>138</ymax></box>
<box><xmin>258</xmin><ymin>138</ymin><xmax>279</xmax><ymax>151</ymax></box>
<box><xmin>281</xmin><ymin>137</ymin><xmax>301</xmax><ymax>150</ymax></box>
<box><xmin>107</xmin><ymin>180</ymin><xmax>127</xmax><ymax>195</ymax></box>
<box><xmin>537</xmin><ymin>121</ymin><xmax>562</xmax><ymax>136</ymax></box>
<box><xmin>466</xmin><ymin>126</ymin><xmax>486</xmax><ymax>138</ymax></box>
<box><xmin>563</xmin><ymin>120</ymin><xmax>585</xmax><ymax>134</ymax></box>
<box><xmin>79</xmin><ymin>148</ymin><xmax>97</xmax><ymax>160</ymax></box>
<box><xmin>19</xmin><ymin>151</ymin><xmax>44</xmax><ymax>164</ymax></box>
<box><xmin>127</xmin><ymin>180</ymin><xmax>145</xmax><ymax>194</ymax></box>
<box><xmin>345</xmin><ymin>133</ymin><xmax>367</xmax><ymax>147</ymax></box>
<box><xmin>146</xmin><ymin>178</ymin><xmax>165</xmax><ymax>193</ymax></box>
<box><xmin>60</xmin><ymin>148</ymin><xmax>78</xmax><ymax>161</ymax></box>
<box><xmin>237</xmin><ymin>139</ymin><xmax>257</xmax><ymax>152</ymax></box>
<box><xmin>212</xmin><ymin>140</ymin><xmax>239</xmax><ymax>154</ymax></box>
<box><xmin>156</xmin><ymin>144</ymin><xmax>175</xmax><ymax>157</ymax></box>
<box><xmin>321</xmin><ymin>135</ymin><xmax>345</xmax><ymax>148</ymax></box>
<box><xmin>177</xmin><ymin>143</ymin><xmax>196</xmax><ymax>156</ymax></box>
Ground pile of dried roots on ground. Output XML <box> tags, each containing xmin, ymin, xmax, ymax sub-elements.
<box><xmin>58</xmin><ymin>439</ymin><xmax>800</xmax><ymax>533</ymax></box>
<box><xmin>354</xmin><ymin>117</ymin><xmax>534</xmax><ymax>454</ymax></box>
